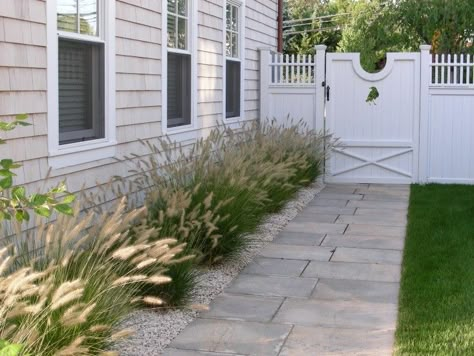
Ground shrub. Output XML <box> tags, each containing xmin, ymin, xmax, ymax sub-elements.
<box><xmin>0</xmin><ymin>198</ymin><xmax>188</xmax><ymax>355</ymax></box>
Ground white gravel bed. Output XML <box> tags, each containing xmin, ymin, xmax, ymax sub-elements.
<box><xmin>114</xmin><ymin>180</ymin><xmax>324</xmax><ymax>355</ymax></box>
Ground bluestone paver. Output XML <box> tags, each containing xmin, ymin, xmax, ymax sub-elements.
<box><xmin>169</xmin><ymin>319</ymin><xmax>291</xmax><ymax>355</ymax></box>
<box><xmin>279</xmin><ymin>326</ymin><xmax>394</xmax><ymax>356</ymax></box>
<box><xmin>200</xmin><ymin>294</ymin><xmax>284</xmax><ymax>322</ymax></box>
<box><xmin>345</xmin><ymin>223</ymin><xmax>406</xmax><ymax>237</ymax></box>
<box><xmin>312</xmin><ymin>278</ymin><xmax>399</xmax><ymax>304</ymax></box>
<box><xmin>273</xmin><ymin>231</ymin><xmax>325</xmax><ymax>246</ymax></box>
<box><xmin>285</xmin><ymin>221</ymin><xmax>347</xmax><ymax>234</ymax></box>
<box><xmin>291</xmin><ymin>213</ymin><xmax>338</xmax><ymax>223</ymax></box>
<box><xmin>317</xmin><ymin>193</ymin><xmax>364</xmax><ymax>200</ymax></box>
<box><xmin>227</xmin><ymin>274</ymin><xmax>318</xmax><ymax>297</ymax></box>
<box><xmin>354</xmin><ymin>207</ymin><xmax>407</xmax><ymax>218</ymax></box>
<box><xmin>302</xmin><ymin>260</ymin><xmax>401</xmax><ymax>282</ymax></box>
<box><xmin>322</xmin><ymin>234</ymin><xmax>405</xmax><ymax>250</ymax></box>
<box><xmin>165</xmin><ymin>349</ymin><xmax>246</xmax><ymax>356</ymax></box>
<box><xmin>274</xmin><ymin>298</ymin><xmax>398</xmax><ymax>329</ymax></box>
<box><xmin>242</xmin><ymin>257</ymin><xmax>308</xmax><ymax>276</ymax></box>
<box><xmin>336</xmin><ymin>214</ymin><xmax>407</xmax><ymax>226</ymax></box>
<box><xmin>355</xmin><ymin>187</ymin><xmax>410</xmax><ymax>196</ymax></box>
<box><xmin>259</xmin><ymin>244</ymin><xmax>333</xmax><ymax>261</ymax></box>
<box><xmin>362</xmin><ymin>193</ymin><xmax>409</xmax><ymax>201</ymax></box>
<box><xmin>331</xmin><ymin>247</ymin><xmax>403</xmax><ymax>265</ymax></box>
<box><xmin>164</xmin><ymin>184</ymin><xmax>409</xmax><ymax>355</ymax></box>
<box><xmin>347</xmin><ymin>199</ymin><xmax>408</xmax><ymax>210</ymax></box>
<box><xmin>308</xmin><ymin>198</ymin><xmax>350</xmax><ymax>207</ymax></box>
<box><xmin>301</xmin><ymin>205</ymin><xmax>356</xmax><ymax>215</ymax></box>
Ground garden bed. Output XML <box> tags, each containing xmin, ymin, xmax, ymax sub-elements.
<box><xmin>115</xmin><ymin>181</ymin><xmax>323</xmax><ymax>355</ymax></box>
<box><xmin>0</xmin><ymin>121</ymin><xmax>328</xmax><ymax>355</ymax></box>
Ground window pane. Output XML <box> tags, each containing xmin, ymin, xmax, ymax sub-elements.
<box><xmin>57</xmin><ymin>0</ymin><xmax>78</xmax><ymax>33</ymax></box>
<box><xmin>168</xmin><ymin>53</ymin><xmax>191</xmax><ymax>127</ymax></box>
<box><xmin>168</xmin><ymin>0</ymin><xmax>176</xmax><ymax>13</ymax></box>
<box><xmin>177</xmin><ymin>0</ymin><xmax>187</xmax><ymax>16</ymax></box>
<box><xmin>226</xmin><ymin>31</ymin><xmax>232</xmax><ymax>57</ymax></box>
<box><xmin>231</xmin><ymin>5</ymin><xmax>238</xmax><ymax>31</ymax></box>
<box><xmin>58</xmin><ymin>38</ymin><xmax>105</xmax><ymax>144</ymax></box>
<box><xmin>231</xmin><ymin>33</ymin><xmax>238</xmax><ymax>58</ymax></box>
<box><xmin>226</xmin><ymin>4</ymin><xmax>232</xmax><ymax>30</ymax></box>
<box><xmin>177</xmin><ymin>17</ymin><xmax>187</xmax><ymax>50</ymax></box>
<box><xmin>79</xmin><ymin>0</ymin><xmax>98</xmax><ymax>36</ymax></box>
<box><xmin>226</xmin><ymin>60</ymin><xmax>241</xmax><ymax>118</ymax></box>
<box><xmin>167</xmin><ymin>14</ymin><xmax>177</xmax><ymax>48</ymax></box>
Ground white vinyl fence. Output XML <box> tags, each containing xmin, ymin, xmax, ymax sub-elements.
<box><xmin>260</xmin><ymin>45</ymin><xmax>474</xmax><ymax>184</ymax></box>
<box><xmin>423</xmin><ymin>53</ymin><xmax>474</xmax><ymax>183</ymax></box>
<box><xmin>260</xmin><ymin>46</ymin><xmax>326</xmax><ymax>132</ymax></box>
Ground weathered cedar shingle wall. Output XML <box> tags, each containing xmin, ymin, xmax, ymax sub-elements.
<box><xmin>0</xmin><ymin>0</ymin><xmax>277</xmax><ymax>198</ymax></box>
<box><xmin>245</xmin><ymin>0</ymin><xmax>278</xmax><ymax>120</ymax></box>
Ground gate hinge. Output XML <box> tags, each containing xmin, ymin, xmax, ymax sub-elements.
<box><xmin>321</xmin><ymin>81</ymin><xmax>326</xmax><ymax>87</ymax></box>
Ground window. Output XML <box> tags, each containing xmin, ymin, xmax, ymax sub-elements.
<box><xmin>57</xmin><ymin>0</ymin><xmax>105</xmax><ymax>145</ymax></box>
<box><xmin>47</xmin><ymin>0</ymin><xmax>115</xmax><ymax>168</ymax></box>
<box><xmin>225</xmin><ymin>2</ymin><xmax>242</xmax><ymax>119</ymax></box>
<box><xmin>167</xmin><ymin>0</ymin><xmax>192</xmax><ymax>128</ymax></box>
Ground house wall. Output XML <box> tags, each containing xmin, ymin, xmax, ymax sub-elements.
<box><xmin>0</xmin><ymin>0</ymin><xmax>278</xmax><ymax>201</ymax></box>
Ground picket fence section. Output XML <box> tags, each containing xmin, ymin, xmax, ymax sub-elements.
<box><xmin>270</xmin><ymin>53</ymin><xmax>316</xmax><ymax>85</ymax></box>
<box><xmin>260</xmin><ymin>45</ymin><xmax>474</xmax><ymax>184</ymax></box>
<box><xmin>431</xmin><ymin>53</ymin><xmax>474</xmax><ymax>86</ymax></box>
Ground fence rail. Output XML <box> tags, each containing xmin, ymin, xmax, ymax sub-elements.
<box><xmin>431</xmin><ymin>53</ymin><xmax>474</xmax><ymax>86</ymax></box>
<box><xmin>270</xmin><ymin>52</ymin><xmax>316</xmax><ymax>85</ymax></box>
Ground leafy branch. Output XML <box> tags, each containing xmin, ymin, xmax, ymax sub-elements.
<box><xmin>0</xmin><ymin>115</ymin><xmax>75</xmax><ymax>222</ymax></box>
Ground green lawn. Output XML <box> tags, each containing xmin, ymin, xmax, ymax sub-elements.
<box><xmin>395</xmin><ymin>184</ymin><xmax>474</xmax><ymax>355</ymax></box>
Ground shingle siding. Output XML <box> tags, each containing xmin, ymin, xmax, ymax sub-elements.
<box><xmin>0</xmin><ymin>0</ymin><xmax>277</xmax><ymax>196</ymax></box>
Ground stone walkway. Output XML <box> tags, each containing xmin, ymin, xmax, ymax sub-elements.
<box><xmin>164</xmin><ymin>184</ymin><xmax>409</xmax><ymax>356</ymax></box>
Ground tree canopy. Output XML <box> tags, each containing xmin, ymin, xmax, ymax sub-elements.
<box><xmin>284</xmin><ymin>0</ymin><xmax>474</xmax><ymax>71</ymax></box>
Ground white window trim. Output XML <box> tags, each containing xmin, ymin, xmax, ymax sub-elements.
<box><xmin>162</xmin><ymin>0</ymin><xmax>198</xmax><ymax>137</ymax></box>
<box><xmin>223</xmin><ymin>0</ymin><xmax>245</xmax><ymax>123</ymax></box>
<box><xmin>47</xmin><ymin>0</ymin><xmax>116</xmax><ymax>169</ymax></box>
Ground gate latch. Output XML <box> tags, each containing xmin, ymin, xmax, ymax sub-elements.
<box><xmin>326</xmin><ymin>85</ymin><xmax>331</xmax><ymax>101</ymax></box>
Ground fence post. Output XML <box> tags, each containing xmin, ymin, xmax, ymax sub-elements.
<box><xmin>315</xmin><ymin>45</ymin><xmax>327</xmax><ymax>132</ymax></box>
<box><xmin>259</xmin><ymin>47</ymin><xmax>272</xmax><ymax>122</ymax></box>
<box><xmin>418</xmin><ymin>44</ymin><xmax>432</xmax><ymax>183</ymax></box>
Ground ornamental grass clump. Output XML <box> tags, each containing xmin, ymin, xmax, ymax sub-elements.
<box><xmin>128</xmin><ymin>120</ymin><xmax>328</xmax><ymax>270</ymax></box>
<box><xmin>0</xmin><ymin>198</ymin><xmax>187</xmax><ymax>355</ymax></box>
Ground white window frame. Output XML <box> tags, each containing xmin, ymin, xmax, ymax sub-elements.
<box><xmin>162</xmin><ymin>0</ymin><xmax>198</xmax><ymax>137</ymax></box>
<box><xmin>47</xmin><ymin>0</ymin><xmax>116</xmax><ymax>169</ymax></box>
<box><xmin>223</xmin><ymin>0</ymin><xmax>245</xmax><ymax>122</ymax></box>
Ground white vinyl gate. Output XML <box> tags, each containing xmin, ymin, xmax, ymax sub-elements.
<box><xmin>259</xmin><ymin>45</ymin><xmax>474</xmax><ymax>184</ymax></box>
<box><xmin>325</xmin><ymin>53</ymin><xmax>420</xmax><ymax>183</ymax></box>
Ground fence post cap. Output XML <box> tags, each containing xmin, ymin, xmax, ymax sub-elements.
<box><xmin>315</xmin><ymin>44</ymin><xmax>327</xmax><ymax>51</ymax></box>
<box><xmin>420</xmin><ymin>44</ymin><xmax>432</xmax><ymax>51</ymax></box>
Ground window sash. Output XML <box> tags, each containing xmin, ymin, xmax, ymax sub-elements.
<box><xmin>56</xmin><ymin>0</ymin><xmax>106</xmax><ymax>146</ymax></box>
<box><xmin>58</xmin><ymin>38</ymin><xmax>105</xmax><ymax>145</ymax></box>
<box><xmin>226</xmin><ymin>3</ymin><xmax>239</xmax><ymax>59</ymax></box>
<box><xmin>57</xmin><ymin>0</ymin><xmax>100</xmax><ymax>36</ymax></box>
<box><xmin>226</xmin><ymin>60</ymin><xmax>241</xmax><ymax>118</ymax></box>
<box><xmin>167</xmin><ymin>52</ymin><xmax>191</xmax><ymax>127</ymax></box>
<box><xmin>167</xmin><ymin>0</ymin><xmax>188</xmax><ymax>50</ymax></box>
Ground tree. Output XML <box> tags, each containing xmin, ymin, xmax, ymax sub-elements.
<box><xmin>338</xmin><ymin>0</ymin><xmax>412</xmax><ymax>72</ymax></box>
<box><xmin>392</xmin><ymin>0</ymin><xmax>474</xmax><ymax>54</ymax></box>
<box><xmin>283</xmin><ymin>0</ymin><xmax>343</xmax><ymax>54</ymax></box>
<box><xmin>285</xmin><ymin>0</ymin><xmax>474</xmax><ymax>71</ymax></box>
